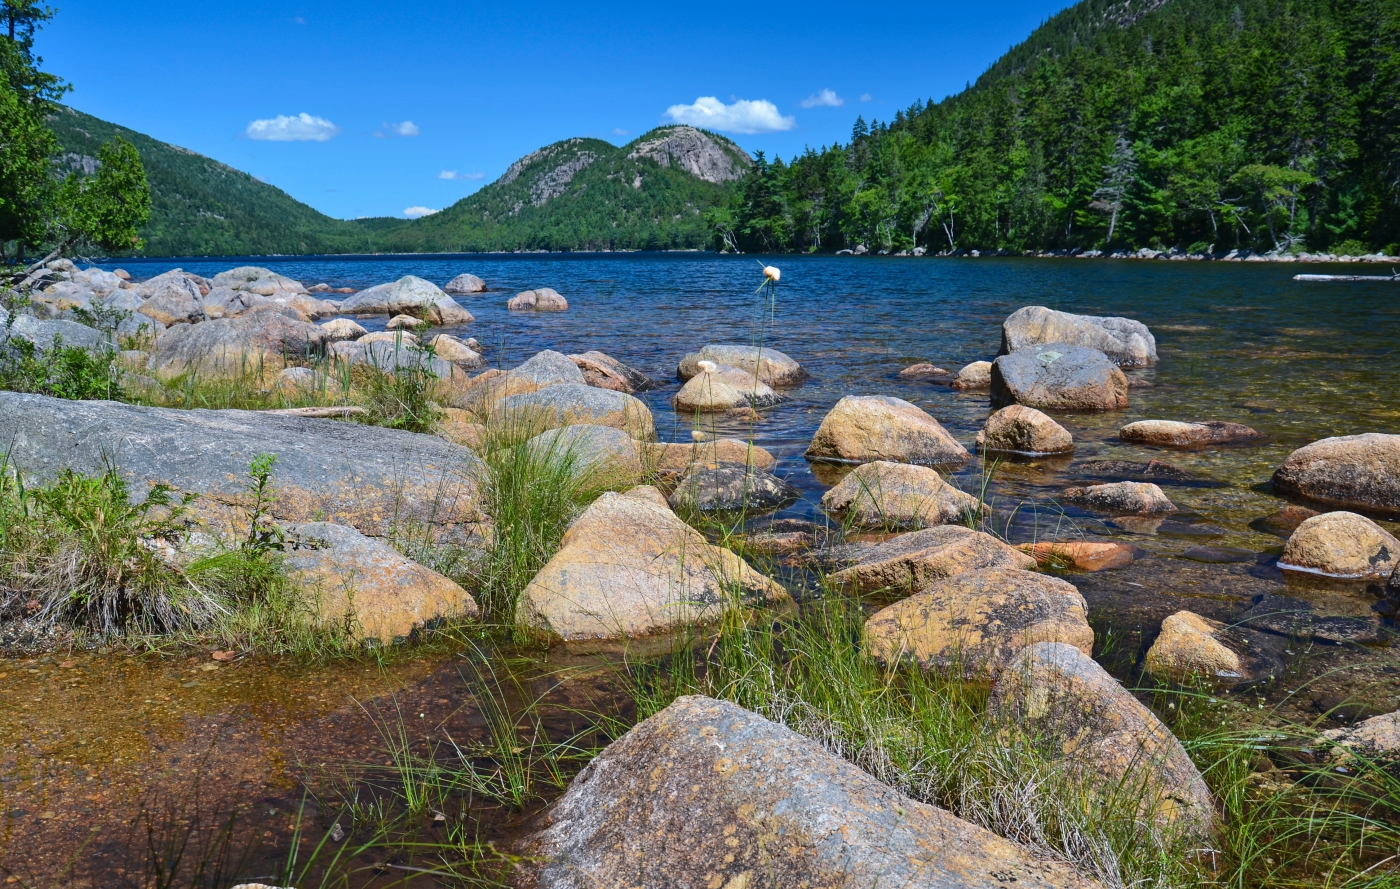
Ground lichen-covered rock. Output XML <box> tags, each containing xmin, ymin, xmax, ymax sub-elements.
<box><xmin>863</xmin><ymin>567</ymin><xmax>1093</xmax><ymax>678</ymax></box>
<box><xmin>1278</xmin><ymin>511</ymin><xmax>1400</xmax><ymax>579</ymax></box>
<box><xmin>443</xmin><ymin>273</ymin><xmax>487</xmax><ymax>294</ymax></box>
<box><xmin>507</xmin><ymin>287</ymin><xmax>568</xmax><ymax>311</ymax></box>
<box><xmin>1063</xmin><ymin>482</ymin><xmax>1176</xmax><ymax>514</ymax></box>
<box><xmin>990</xmin><ymin>642</ymin><xmax>1215</xmax><ymax>837</ymax></box>
<box><xmin>827</xmin><ymin>526</ymin><xmax>1035</xmax><ymax>597</ymax></box>
<box><xmin>821</xmin><ymin>460</ymin><xmax>981</xmax><ymax>529</ymax></box>
<box><xmin>976</xmin><ymin>405</ymin><xmax>1073</xmax><ymax>455</ymax></box>
<box><xmin>1273</xmin><ymin>434</ymin><xmax>1400</xmax><ymax>514</ymax></box>
<box><xmin>672</xmin><ymin>362</ymin><xmax>781</xmax><ymax>412</ymax></box>
<box><xmin>1001</xmin><ymin>306</ymin><xmax>1157</xmax><ymax>367</ymax></box>
<box><xmin>568</xmin><ymin>350</ymin><xmax>653</xmax><ymax>392</ymax></box>
<box><xmin>491</xmin><ymin>383</ymin><xmax>655</xmax><ymax>438</ymax></box>
<box><xmin>146</xmin><ymin>314</ymin><xmax>327</xmax><ymax>378</ymax></box>
<box><xmin>1016</xmin><ymin>540</ymin><xmax>1134</xmax><ymax>572</ymax></box>
<box><xmin>339</xmin><ymin>276</ymin><xmax>473</xmax><ymax>325</ymax></box>
<box><xmin>1120</xmin><ymin>420</ymin><xmax>1263</xmax><ymax>448</ymax></box>
<box><xmin>668</xmin><ymin>465</ymin><xmax>799</xmax><ymax>514</ymax></box>
<box><xmin>283</xmin><ymin>522</ymin><xmax>477</xmax><ymax>644</ymax></box>
<box><xmin>1143</xmin><ymin>611</ymin><xmax>1245</xmax><ymax>683</ymax></box>
<box><xmin>677</xmin><ymin>344</ymin><xmax>805</xmax><ymax>387</ymax></box>
<box><xmin>951</xmin><ymin>360</ymin><xmax>993</xmax><ymax>389</ymax></box>
<box><xmin>806</xmin><ymin>395</ymin><xmax>970</xmax><ymax>466</ymax></box>
<box><xmin>520</xmin><ymin>695</ymin><xmax>1103</xmax><ymax>889</ymax></box>
<box><xmin>517</xmin><ymin>492</ymin><xmax>788</xmax><ymax>640</ymax></box>
<box><xmin>0</xmin><ymin>393</ymin><xmax>485</xmax><ymax>540</ymax></box>
<box><xmin>991</xmin><ymin>345</ymin><xmax>1129</xmax><ymax>411</ymax></box>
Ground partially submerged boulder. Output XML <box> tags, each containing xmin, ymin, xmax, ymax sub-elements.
<box><xmin>991</xmin><ymin>345</ymin><xmax>1129</xmax><ymax>411</ymax></box>
<box><xmin>990</xmin><ymin>642</ymin><xmax>1216</xmax><ymax>837</ymax></box>
<box><xmin>1063</xmin><ymin>482</ymin><xmax>1176</xmax><ymax>514</ymax></box>
<box><xmin>520</xmin><ymin>695</ymin><xmax>1102</xmax><ymax>889</ymax></box>
<box><xmin>806</xmin><ymin>395</ymin><xmax>970</xmax><ymax>466</ymax></box>
<box><xmin>146</xmin><ymin>314</ymin><xmax>327</xmax><ymax>378</ymax></box>
<box><xmin>1001</xmin><ymin>306</ymin><xmax>1157</xmax><ymax>367</ymax></box>
<box><xmin>821</xmin><ymin>460</ymin><xmax>981</xmax><ymax>529</ymax></box>
<box><xmin>284</xmin><ymin>522</ymin><xmax>477</xmax><ymax>644</ymax></box>
<box><xmin>1143</xmin><ymin>611</ymin><xmax>1246</xmax><ymax>684</ymax></box>
<box><xmin>516</xmin><ymin>492</ymin><xmax>788</xmax><ymax>640</ymax></box>
<box><xmin>951</xmin><ymin>360</ymin><xmax>993</xmax><ymax>390</ymax></box>
<box><xmin>672</xmin><ymin>362</ymin><xmax>780</xmax><ymax>412</ymax></box>
<box><xmin>976</xmin><ymin>405</ymin><xmax>1074</xmax><ymax>455</ymax></box>
<box><xmin>1017</xmin><ymin>540</ymin><xmax>1135</xmax><ymax>572</ymax></box>
<box><xmin>339</xmin><ymin>275</ymin><xmax>473</xmax><ymax>325</ymax></box>
<box><xmin>1120</xmin><ymin>420</ymin><xmax>1263</xmax><ymax>448</ymax></box>
<box><xmin>897</xmin><ymin>362</ymin><xmax>949</xmax><ymax>380</ymax></box>
<box><xmin>826</xmin><ymin>526</ymin><xmax>1035</xmax><ymax>597</ymax></box>
<box><xmin>568</xmin><ymin>350</ymin><xmax>653</xmax><ymax>393</ymax></box>
<box><xmin>1273</xmin><ymin>434</ymin><xmax>1400</xmax><ymax>515</ymax></box>
<box><xmin>668</xmin><ymin>465</ymin><xmax>799</xmax><ymax>514</ymax></box>
<box><xmin>0</xmin><ymin>393</ymin><xmax>485</xmax><ymax>540</ymax></box>
<box><xmin>491</xmin><ymin>383</ymin><xmax>655</xmax><ymax>438</ymax></box>
<box><xmin>677</xmin><ymin>344</ymin><xmax>805</xmax><ymax>387</ymax></box>
<box><xmin>1278</xmin><ymin>511</ymin><xmax>1400</xmax><ymax>580</ymax></box>
<box><xmin>443</xmin><ymin>273</ymin><xmax>487</xmax><ymax>294</ymax></box>
<box><xmin>507</xmin><ymin>287</ymin><xmax>568</xmax><ymax>311</ymax></box>
<box><xmin>642</xmin><ymin>438</ymin><xmax>776</xmax><ymax>474</ymax></box>
<box><xmin>863</xmin><ymin>567</ymin><xmax>1093</xmax><ymax>679</ymax></box>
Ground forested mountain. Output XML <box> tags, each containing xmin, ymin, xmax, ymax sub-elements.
<box><xmin>716</xmin><ymin>0</ymin><xmax>1400</xmax><ymax>255</ymax></box>
<box><xmin>47</xmin><ymin>106</ymin><xmax>401</xmax><ymax>256</ymax></box>
<box><xmin>377</xmin><ymin>127</ymin><xmax>751</xmax><ymax>252</ymax></box>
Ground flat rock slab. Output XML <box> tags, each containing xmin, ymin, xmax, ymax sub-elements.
<box><xmin>1273</xmin><ymin>433</ymin><xmax>1400</xmax><ymax>515</ymax></box>
<box><xmin>1120</xmin><ymin>420</ymin><xmax>1263</xmax><ymax>448</ymax></box>
<box><xmin>806</xmin><ymin>395</ymin><xmax>970</xmax><ymax>466</ymax></box>
<box><xmin>991</xmin><ymin>344</ymin><xmax>1129</xmax><ymax>412</ymax></box>
<box><xmin>826</xmin><ymin>525</ymin><xmax>1035</xmax><ymax>597</ymax></box>
<box><xmin>520</xmin><ymin>695</ymin><xmax>1102</xmax><ymax>889</ymax></box>
<box><xmin>1001</xmin><ymin>305</ymin><xmax>1157</xmax><ymax>367</ymax></box>
<box><xmin>1017</xmin><ymin>540</ymin><xmax>1135</xmax><ymax>571</ymax></box>
<box><xmin>0</xmin><ymin>393</ymin><xmax>485</xmax><ymax>540</ymax></box>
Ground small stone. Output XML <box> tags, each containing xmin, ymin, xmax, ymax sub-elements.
<box><xmin>1063</xmin><ymin>482</ymin><xmax>1176</xmax><ymax>514</ymax></box>
<box><xmin>950</xmin><ymin>360</ymin><xmax>992</xmax><ymax>390</ymax></box>
<box><xmin>1143</xmin><ymin>611</ymin><xmax>1244</xmax><ymax>683</ymax></box>
<box><xmin>897</xmin><ymin>362</ymin><xmax>949</xmax><ymax>380</ymax></box>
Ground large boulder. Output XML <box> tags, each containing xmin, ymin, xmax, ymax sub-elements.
<box><xmin>210</xmin><ymin>266</ymin><xmax>309</xmax><ymax>296</ymax></box>
<box><xmin>442</xmin><ymin>273</ymin><xmax>487</xmax><ymax>294</ymax></box>
<box><xmin>677</xmin><ymin>344</ymin><xmax>804</xmax><ymax>387</ymax></box>
<box><xmin>523</xmin><ymin>424</ymin><xmax>645</xmax><ymax>488</ymax></box>
<box><xmin>70</xmin><ymin>267</ymin><xmax>125</xmax><ymax>297</ymax></box>
<box><xmin>516</xmin><ymin>492</ymin><xmax>789</xmax><ymax>640</ymax></box>
<box><xmin>135</xmin><ymin>269</ymin><xmax>207</xmax><ymax>300</ymax></box>
<box><xmin>0</xmin><ymin>393</ymin><xmax>485</xmax><ymax>540</ymax></box>
<box><xmin>991</xmin><ymin>345</ymin><xmax>1129</xmax><ymax>411</ymax></box>
<box><xmin>672</xmin><ymin>362</ymin><xmax>781</xmax><ymax>412</ymax></box>
<box><xmin>568</xmin><ymin>350</ymin><xmax>653</xmax><ymax>393</ymax></box>
<box><xmin>826</xmin><ymin>525</ymin><xmax>1035</xmax><ymax>597</ymax></box>
<box><xmin>1001</xmin><ymin>306</ymin><xmax>1157</xmax><ymax>367</ymax></box>
<box><xmin>1120</xmin><ymin>420</ymin><xmax>1262</xmax><ymax>448</ymax></box>
<box><xmin>146</xmin><ymin>314</ymin><xmax>327</xmax><ymax>378</ymax></box>
<box><xmin>427</xmin><ymin>333</ymin><xmax>485</xmax><ymax>368</ymax></box>
<box><xmin>283</xmin><ymin>522</ymin><xmax>477</xmax><ymax>644</ymax></box>
<box><xmin>2</xmin><ymin>315</ymin><xmax>105</xmax><ymax>351</ymax></box>
<box><xmin>36</xmin><ymin>281</ymin><xmax>97</xmax><ymax>313</ymax></box>
<box><xmin>139</xmin><ymin>287</ymin><xmax>206</xmax><ymax>326</ymax></box>
<box><xmin>668</xmin><ymin>465</ymin><xmax>800</xmax><ymax>514</ymax></box>
<box><xmin>330</xmin><ymin>339</ymin><xmax>458</xmax><ymax>380</ymax></box>
<box><xmin>520</xmin><ymin>695</ymin><xmax>1101</xmax><ymax>889</ymax></box>
<box><xmin>1272</xmin><ymin>434</ymin><xmax>1400</xmax><ymax>514</ymax></box>
<box><xmin>806</xmin><ymin>395</ymin><xmax>970</xmax><ymax>466</ymax></box>
<box><xmin>863</xmin><ymin>567</ymin><xmax>1093</xmax><ymax>678</ymax></box>
<box><xmin>507</xmin><ymin>287</ymin><xmax>568</xmax><ymax>311</ymax></box>
<box><xmin>455</xmin><ymin>349</ymin><xmax>585</xmax><ymax>412</ymax></box>
<box><xmin>1143</xmin><ymin>611</ymin><xmax>1248</xmax><ymax>684</ymax></box>
<box><xmin>339</xmin><ymin>276</ymin><xmax>474</xmax><ymax>325</ymax></box>
<box><xmin>1278</xmin><ymin>511</ymin><xmax>1400</xmax><ymax>579</ymax></box>
<box><xmin>990</xmin><ymin>642</ymin><xmax>1216</xmax><ymax>836</ymax></box>
<box><xmin>491</xmin><ymin>383</ymin><xmax>655</xmax><ymax>438</ymax></box>
<box><xmin>975</xmin><ymin>405</ymin><xmax>1073</xmax><ymax>455</ymax></box>
<box><xmin>1063</xmin><ymin>482</ymin><xmax>1175</xmax><ymax>514</ymax></box>
<box><xmin>821</xmin><ymin>460</ymin><xmax>981</xmax><ymax>529</ymax></box>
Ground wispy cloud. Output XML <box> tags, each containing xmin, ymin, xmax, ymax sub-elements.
<box><xmin>800</xmin><ymin>89</ymin><xmax>843</xmax><ymax>108</ymax></box>
<box><xmin>403</xmin><ymin>206</ymin><xmax>439</xmax><ymax>218</ymax></box>
<box><xmin>438</xmin><ymin>170</ymin><xmax>485</xmax><ymax>181</ymax></box>
<box><xmin>860</xmin><ymin>93</ymin><xmax>873</xmax><ymax>102</ymax></box>
<box><xmin>390</xmin><ymin>120</ymin><xmax>420</xmax><ymax>136</ymax></box>
<box><xmin>663</xmin><ymin>96</ymin><xmax>795</xmax><ymax>134</ymax></box>
<box><xmin>245</xmin><ymin>113</ymin><xmax>340</xmax><ymax>142</ymax></box>
<box><xmin>612</xmin><ymin>127</ymin><xmax>631</xmax><ymax>136</ymax></box>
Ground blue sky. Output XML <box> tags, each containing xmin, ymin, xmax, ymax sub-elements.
<box><xmin>39</xmin><ymin>1</ymin><xmax>1074</xmax><ymax>221</ymax></box>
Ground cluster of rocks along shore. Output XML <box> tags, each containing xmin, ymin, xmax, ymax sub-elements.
<box><xmin>843</xmin><ymin>243</ymin><xmax>1400</xmax><ymax>262</ymax></box>
<box><xmin>8</xmin><ymin>262</ymin><xmax>1400</xmax><ymax>885</ymax></box>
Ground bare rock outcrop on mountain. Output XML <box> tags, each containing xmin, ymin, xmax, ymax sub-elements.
<box><xmin>624</xmin><ymin>125</ymin><xmax>752</xmax><ymax>183</ymax></box>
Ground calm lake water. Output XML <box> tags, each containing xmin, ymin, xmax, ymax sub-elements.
<box><xmin>5</xmin><ymin>253</ymin><xmax>1394</xmax><ymax>882</ymax></box>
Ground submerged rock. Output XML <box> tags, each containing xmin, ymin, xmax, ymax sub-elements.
<box><xmin>1250</xmin><ymin>504</ymin><xmax>1320</xmax><ymax>537</ymax></box>
<box><xmin>1001</xmin><ymin>305</ymin><xmax>1158</xmax><ymax>367</ymax></box>
<box><xmin>507</xmin><ymin>287</ymin><xmax>568</xmax><ymax>311</ymax></box>
<box><xmin>826</xmin><ymin>526</ymin><xmax>1035</xmax><ymax>597</ymax></box>
<box><xmin>1063</xmin><ymin>482</ymin><xmax>1176</xmax><ymax>514</ymax></box>
<box><xmin>1273</xmin><ymin>433</ymin><xmax>1400</xmax><ymax>514</ymax></box>
<box><xmin>951</xmin><ymin>360</ymin><xmax>993</xmax><ymax>390</ymax></box>
<box><xmin>820</xmin><ymin>460</ymin><xmax>981</xmax><ymax>529</ymax></box>
<box><xmin>519</xmin><ymin>695</ymin><xmax>1102</xmax><ymax>889</ymax></box>
<box><xmin>897</xmin><ymin>362</ymin><xmax>950</xmax><ymax>379</ymax></box>
<box><xmin>991</xmin><ymin>344</ymin><xmax>1129</xmax><ymax>411</ymax></box>
<box><xmin>990</xmin><ymin>642</ymin><xmax>1215</xmax><ymax>837</ymax></box>
<box><xmin>1120</xmin><ymin>420</ymin><xmax>1263</xmax><ymax>448</ymax></box>
<box><xmin>516</xmin><ymin>492</ymin><xmax>788</xmax><ymax>640</ymax></box>
<box><xmin>567</xmin><ymin>350</ymin><xmax>653</xmax><ymax>392</ymax></box>
<box><xmin>443</xmin><ymin>273</ymin><xmax>487</xmax><ymax>294</ymax></box>
<box><xmin>339</xmin><ymin>276</ymin><xmax>473</xmax><ymax>325</ymax></box>
<box><xmin>283</xmin><ymin>522</ymin><xmax>477</xmax><ymax>644</ymax></box>
<box><xmin>1321</xmin><ymin>711</ymin><xmax>1400</xmax><ymax>761</ymax></box>
<box><xmin>491</xmin><ymin>383</ymin><xmax>655</xmax><ymax>438</ymax></box>
<box><xmin>806</xmin><ymin>395</ymin><xmax>970</xmax><ymax>466</ymax></box>
<box><xmin>1077</xmin><ymin>458</ymin><xmax>1197</xmax><ymax>484</ymax></box>
<box><xmin>1016</xmin><ymin>540</ymin><xmax>1135</xmax><ymax>572</ymax></box>
<box><xmin>975</xmin><ymin>405</ymin><xmax>1074</xmax><ymax>455</ymax></box>
<box><xmin>677</xmin><ymin>344</ymin><xmax>805</xmax><ymax>387</ymax></box>
<box><xmin>1278</xmin><ymin>511</ymin><xmax>1400</xmax><ymax>579</ymax></box>
<box><xmin>1238</xmin><ymin>594</ymin><xmax>1389</xmax><ymax>645</ymax></box>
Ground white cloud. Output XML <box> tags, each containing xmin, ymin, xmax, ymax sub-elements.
<box><xmin>800</xmin><ymin>89</ymin><xmax>843</xmax><ymax>108</ymax></box>
<box><xmin>245</xmin><ymin>112</ymin><xmax>340</xmax><ymax>142</ymax></box>
<box><xmin>403</xmin><ymin>206</ymin><xmax>439</xmax><ymax>218</ymax></box>
<box><xmin>612</xmin><ymin>127</ymin><xmax>631</xmax><ymax>136</ymax></box>
<box><xmin>390</xmin><ymin>120</ymin><xmax>420</xmax><ymax>136</ymax></box>
<box><xmin>860</xmin><ymin>93</ymin><xmax>872</xmax><ymax>102</ymax></box>
<box><xmin>663</xmin><ymin>96</ymin><xmax>795</xmax><ymax>134</ymax></box>
<box><xmin>438</xmin><ymin>170</ymin><xmax>484</xmax><ymax>180</ymax></box>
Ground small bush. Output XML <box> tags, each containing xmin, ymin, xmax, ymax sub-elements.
<box><xmin>0</xmin><ymin>336</ymin><xmax>124</xmax><ymax>401</ymax></box>
<box><xmin>1331</xmin><ymin>239</ymin><xmax>1370</xmax><ymax>256</ymax></box>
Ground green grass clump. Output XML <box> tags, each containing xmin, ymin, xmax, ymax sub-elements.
<box><xmin>0</xmin><ymin>335</ymin><xmax>125</xmax><ymax>401</ymax></box>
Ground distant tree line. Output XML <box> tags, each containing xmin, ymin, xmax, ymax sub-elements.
<box><xmin>710</xmin><ymin>0</ymin><xmax>1400</xmax><ymax>256</ymax></box>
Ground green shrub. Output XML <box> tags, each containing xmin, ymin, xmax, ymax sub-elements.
<box><xmin>0</xmin><ymin>335</ymin><xmax>124</xmax><ymax>401</ymax></box>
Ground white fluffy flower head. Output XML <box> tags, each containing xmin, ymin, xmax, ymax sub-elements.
<box><xmin>697</xmin><ymin>360</ymin><xmax>719</xmax><ymax>374</ymax></box>
<box><xmin>763</xmin><ymin>266</ymin><xmax>781</xmax><ymax>283</ymax></box>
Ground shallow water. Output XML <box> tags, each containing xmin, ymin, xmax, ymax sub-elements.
<box><xmin>8</xmin><ymin>253</ymin><xmax>1397</xmax><ymax>881</ymax></box>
